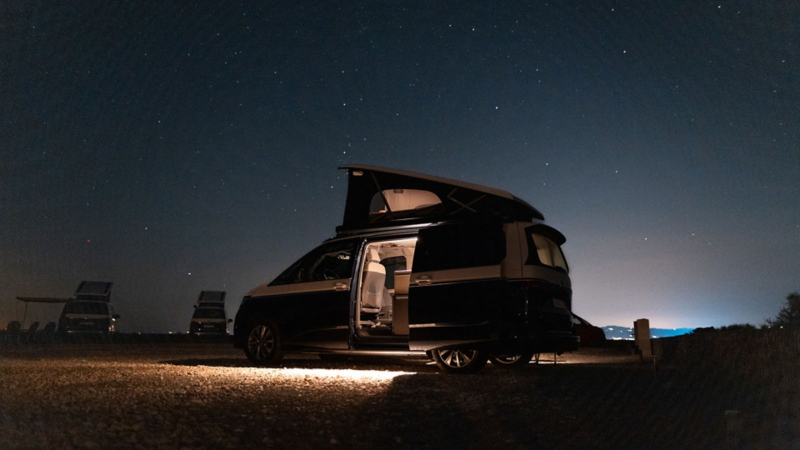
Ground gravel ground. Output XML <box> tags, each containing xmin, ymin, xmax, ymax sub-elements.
<box><xmin>0</xmin><ymin>342</ymin><xmax>789</xmax><ymax>449</ymax></box>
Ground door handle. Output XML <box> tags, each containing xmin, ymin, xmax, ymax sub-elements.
<box><xmin>333</xmin><ymin>282</ymin><xmax>349</xmax><ymax>291</ymax></box>
<box><xmin>415</xmin><ymin>276</ymin><xmax>432</xmax><ymax>285</ymax></box>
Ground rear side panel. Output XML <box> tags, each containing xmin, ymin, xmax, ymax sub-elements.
<box><xmin>408</xmin><ymin>220</ymin><xmax>578</xmax><ymax>353</ymax></box>
<box><xmin>407</xmin><ymin>221</ymin><xmax>506</xmax><ymax>351</ymax></box>
<box><xmin>408</xmin><ymin>268</ymin><xmax>504</xmax><ymax>350</ymax></box>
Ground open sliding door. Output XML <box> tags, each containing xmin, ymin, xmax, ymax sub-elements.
<box><xmin>407</xmin><ymin>221</ymin><xmax>506</xmax><ymax>351</ymax></box>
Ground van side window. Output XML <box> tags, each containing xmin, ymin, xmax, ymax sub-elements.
<box><xmin>62</xmin><ymin>302</ymin><xmax>108</xmax><ymax>314</ymax></box>
<box><xmin>526</xmin><ymin>233</ymin><xmax>568</xmax><ymax>273</ymax></box>
<box><xmin>269</xmin><ymin>241</ymin><xmax>357</xmax><ymax>286</ymax></box>
<box><xmin>414</xmin><ymin>222</ymin><xmax>506</xmax><ymax>272</ymax></box>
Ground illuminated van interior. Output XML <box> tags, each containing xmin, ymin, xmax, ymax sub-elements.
<box><xmin>356</xmin><ymin>237</ymin><xmax>417</xmax><ymax>337</ymax></box>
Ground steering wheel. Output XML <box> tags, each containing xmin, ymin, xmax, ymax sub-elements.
<box><xmin>323</xmin><ymin>269</ymin><xmax>338</xmax><ymax>280</ymax></box>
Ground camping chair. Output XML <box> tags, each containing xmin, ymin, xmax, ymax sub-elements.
<box><xmin>36</xmin><ymin>322</ymin><xmax>57</xmax><ymax>343</ymax></box>
<box><xmin>22</xmin><ymin>322</ymin><xmax>39</xmax><ymax>344</ymax></box>
<box><xmin>5</xmin><ymin>321</ymin><xmax>22</xmax><ymax>344</ymax></box>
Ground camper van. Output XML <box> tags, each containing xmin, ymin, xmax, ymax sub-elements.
<box><xmin>189</xmin><ymin>291</ymin><xmax>231</xmax><ymax>335</ymax></box>
<box><xmin>58</xmin><ymin>281</ymin><xmax>119</xmax><ymax>339</ymax></box>
<box><xmin>233</xmin><ymin>166</ymin><xmax>578</xmax><ymax>373</ymax></box>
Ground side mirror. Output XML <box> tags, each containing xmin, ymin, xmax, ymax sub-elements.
<box><xmin>113</xmin><ymin>314</ymin><xmax>121</xmax><ymax>319</ymax></box>
<box><xmin>227</xmin><ymin>319</ymin><xmax>233</xmax><ymax>323</ymax></box>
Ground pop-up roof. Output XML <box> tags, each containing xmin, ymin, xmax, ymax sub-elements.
<box><xmin>197</xmin><ymin>290</ymin><xmax>226</xmax><ymax>305</ymax></box>
<box><xmin>74</xmin><ymin>281</ymin><xmax>113</xmax><ymax>302</ymax></box>
<box><xmin>337</xmin><ymin>165</ymin><xmax>544</xmax><ymax>233</ymax></box>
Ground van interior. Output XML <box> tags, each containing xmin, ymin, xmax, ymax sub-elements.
<box><xmin>356</xmin><ymin>238</ymin><xmax>417</xmax><ymax>338</ymax></box>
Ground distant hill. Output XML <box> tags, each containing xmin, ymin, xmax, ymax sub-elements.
<box><xmin>602</xmin><ymin>326</ymin><xmax>694</xmax><ymax>340</ymax></box>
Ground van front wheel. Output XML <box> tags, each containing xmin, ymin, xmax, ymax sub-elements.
<box><xmin>432</xmin><ymin>348</ymin><xmax>489</xmax><ymax>374</ymax></box>
<box><xmin>244</xmin><ymin>320</ymin><xmax>284</xmax><ymax>365</ymax></box>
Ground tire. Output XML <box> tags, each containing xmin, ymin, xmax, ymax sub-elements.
<box><xmin>489</xmin><ymin>350</ymin><xmax>535</xmax><ymax>369</ymax></box>
<box><xmin>243</xmin><ymin>320</ymin><xmax>284</xmax><ymax>365</ymax></box>
<box><xmin>431</xmin><ymin>348</ymin><xmax>489</xmax><ymax>374</ymax></box>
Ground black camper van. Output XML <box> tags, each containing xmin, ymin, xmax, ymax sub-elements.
<box><xmin>233</xmin><ymin>166</ymin><xmax>578</xmax><ymax>373</ymax></box>
<box><xmin>190</xmin><ymin>291</ymin><xmax>230</xmax><ymax>335</ymax></box>
<box><xmin>58</xmin><ymin>281</ymin><xmax>119</xmax><ymax>339</ymax></box>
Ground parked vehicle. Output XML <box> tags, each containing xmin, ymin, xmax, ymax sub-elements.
<box><xmin>234</xmin><ymin>166</ymin><xmax>579</xmax><ymax>373</ymax></box>
<box><xmin>572</xmin><ymin>313</ymin><xmax>607</xmax><ymax>348</ymax></box>
<box><xmin>189</xmin><ymin>291</ymin><xmax>231</xmax><ymax>335</ymax></box>
<box><xmin>58</xmin><ymin>281</ymin><xmax>119</xmax><ymax>339</ymax></box>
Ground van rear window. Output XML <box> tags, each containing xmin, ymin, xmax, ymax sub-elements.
<box><xmin>62</xmin><ymin>302</ymin><xmax>108</xmax><ymax>315</ymax></box>
<box><xmin>526</xmin><ymin>233</ymin><xmax>568</xmax><ymax>273</ymax></box>
<box><xmin>193</xmin><ymin>308</ymin><xmax>226</xmax><ymax>319</ymax></box>
<box><xmin>414</xmin><ymin>222</ymin><xmax>505</xmax><ymax>272</ymax></box>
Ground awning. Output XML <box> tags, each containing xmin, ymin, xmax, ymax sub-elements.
<box><xmin>15</xmin><ymin>297</ymin><xmax>71</xmax><ymax>303</ymax></box>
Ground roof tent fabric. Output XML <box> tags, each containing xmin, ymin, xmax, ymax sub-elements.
<box><xmin>74</xmin><ymin>281</ymin><xmax>113</xmax><ymax>301</ymax></box>
<box><xmin>197</xmin><ymin>291</ymin><xmax>226</xmax><ymax>304</ymax></box>
<box><xmin>338</xmin><ymin>165</ymin><xmax>544</xmax><ymax>233</ymax></box>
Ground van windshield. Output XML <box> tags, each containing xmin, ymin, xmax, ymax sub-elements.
<box><xmin>62</xmin><ymin>302</ymin><xmax>108</xmax><ymax>315</ymax></box>
<box><xmin>527</xmin><ymin>234</ymin><xmax>569</xmax><ymax>273</ymax></box>
<box><xmin>193</xmin><ymin>308</ymin><xmax>226</xmax><ymax>319</ymax></box>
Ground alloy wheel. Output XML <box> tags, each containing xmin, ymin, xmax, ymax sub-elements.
<box><xmin>440</xmin><ymin>349</ymin><xmax>475</xmax><ymax>368</ymax></box>
<box><xmin>247</xmin><ymin>325</ymin><xmax>275</xmax><ymax>361</ymax></box>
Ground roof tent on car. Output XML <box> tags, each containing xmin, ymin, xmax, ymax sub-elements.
<box><xmin>336</xmin><ymin>165</ymin><xmax>544</xmax><ymax>234</ymax></box>
<box><xmin>74</xmin><ymin>281</ymin><xmax>113</xmax><ymax>302</ymax></box>
<box><xmin>197</xmin><ymin>290</ymin><xmax>226</xmax><ymax>306</ymax></box>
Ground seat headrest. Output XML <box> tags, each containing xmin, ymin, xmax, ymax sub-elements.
<box><xmin>368</xmin><ymin>248</ymin><xmax>381</xmax><ymax>263</ymax></box>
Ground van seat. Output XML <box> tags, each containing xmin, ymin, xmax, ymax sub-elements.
<box><xmin>361</xmin><ymin>249</ymin><xmax>385</xmax><ymax>313</ymax></box>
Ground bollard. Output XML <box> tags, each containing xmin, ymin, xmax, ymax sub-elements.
<box><xmin>633</xmin><ymin>318</ymin><xmax>652</xmax><ymax>360</ymax></box>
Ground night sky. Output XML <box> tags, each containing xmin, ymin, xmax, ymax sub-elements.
<box><xmin>2</xmin><ymin>1</ymin><xmax>798</xmax><ymax>333</ymax></box>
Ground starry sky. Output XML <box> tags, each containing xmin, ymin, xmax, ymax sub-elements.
<box><xmin>2</xmin><ymin>1</ymin><xmax>798</xmax><ymax>332</ymax></box>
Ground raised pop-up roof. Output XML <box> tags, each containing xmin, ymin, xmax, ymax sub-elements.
<box><xmin>197</xmin><ymin>290</ymin><xmax>226</xmax><ymax>305</ymax></box>
<box><xmin>74</xmin><ymin>281</ymin><xmax>113</xmax><ymax>302</ymax></box>
<box><xmin>337</xmin><ymin>165</ymin><xmax>544</xmax><ymax>233</ymax></box>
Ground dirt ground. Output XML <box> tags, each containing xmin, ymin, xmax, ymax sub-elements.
<box><xmin>0</xmin><ymin>342</ymin><xmax>793</xmax><ymax>449</ymax></box>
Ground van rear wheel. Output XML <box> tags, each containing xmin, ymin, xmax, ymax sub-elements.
<box><xmin>431</xmin><ymin>348</ymin><xmax>489</xmax><ymax>374</ymax></box>
<box><xmin>489</xmin><ymin>351</ymin><xmax>535</xmax><ymax>368</ymax></box>
<box><xmin>244</xmin><ymin>320</ymin><xmax>284</xmax><ymax>365</ymax></box>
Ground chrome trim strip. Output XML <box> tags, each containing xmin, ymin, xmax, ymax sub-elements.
<box><xmin>248</xmin><ymin>278</ymin><xmax>351</xmax><ymax>298</ymax></box>
<box><xmin>409</xmin><ymin>265</ymin><xmax>502</xmax><ymax>286</ymax></box>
